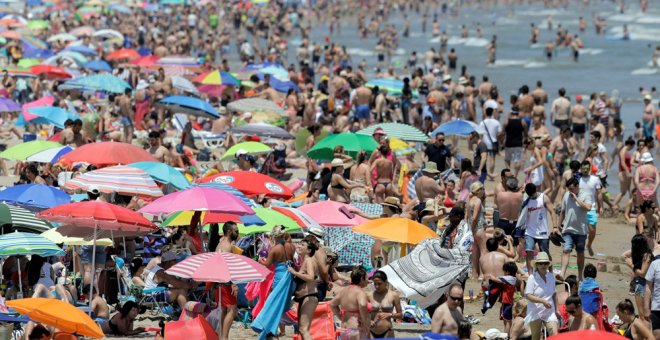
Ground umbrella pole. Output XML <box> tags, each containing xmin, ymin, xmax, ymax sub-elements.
<box><xmin>216</xmin><ymin>285</ymin><xmax>223</xmax><ymax>338</ymax></box>
<box><xmin>88</xmin><ymin>223</ymin><xmax>97</xmax><ymax>315</ymax></box>
<box><xmin>17</xmin><ymin>257</ymin><xmax>22</xmax><ymax>299</ymax></box>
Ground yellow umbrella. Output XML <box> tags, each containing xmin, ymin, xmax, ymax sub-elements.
<box><xmin>390</xmin><ymin>137</ymin><xmax>416</xmax><ymax>155</ymax></box>
<box><xmin>352</xmin><ymin>217</ymin><xmax>439</xmax><ymax>245</ymax></box>
<box><xmin>41</xmin><ymin>229</ymin><xmax>113</xmax><ymax>246</ymax></box>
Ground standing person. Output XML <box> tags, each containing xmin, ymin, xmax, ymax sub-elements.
<box><xmin>440</xmin><ymin>207</ymin><xmax>474</xmax><ymax>254</ymax></box>
<box><xmin>613</xmin><ymin>138</ymin><xmax>636</xmax><ymax>212</ymax></box>
<box><xmin>215</xmin><ymin>222</ymin><xmax>240</xmax><ymax>340</ymax></box>
<box><xmin>516</xmin><ymin>183</ymin><xmax>556</xmax><ymax>274</ymax></box>
<box><xmin>558</xmin><ymin>178</ymin><xmax>592</xmax><ymax>280</ymax></box>
<box><xmin>525</xmin><ymin>252</ymin><xmax>559</xmax><ymax>340</ymax></box>
<box><xmin>634</xmin><ymin>152</ymin><xmax>659</xmax><ymax>207</ymax></box>
<box><xmin>480</xmin><ymin>106</ymin><xmax>501</xmax><ymax>181</ymax></box>
<box><xmin>468</xmin><ymin>181</ymin><xmax>487</xmax><ymax>279</ymax></box>
<box><xmin>571</xmin><ymin>95</ymin><xmax>588</xmax><ymax>150</ymax></box>
<box><xmin>431</xmin><ymin>282</ymin><xmax>466</xmax><ymax>336</ymax></box>
<box><xmin>645</xmin><ymin>256</ymin><xmax>660</xmax><ymax>339</ymax></box>
<box><xmin>330</xmin><ymin>266</ymin><xmax>371</xmax><ymax>339</ymax></box>
<box><xmin>642</xmin><ymin>94</ymin><xmax>656</xmax><ymax>140</ymax></box>
<box><xmin>496</xmin><ymin>177</ymin><xmax>523</xmax><ymax>236</ymax></box>
<box><xmin>471</xmin><ymin>131</ymin><xmax>489</xmax><ymax>183</ymax></box>
<box><xmin>353</xmin><ymin>81</ymin><xmax>372</xmax><ymax>128</ymax></box>
<box><xmin>424</xmin><ymin>132</ymin><xmax>453</xmax><ymax>172</ymax></box>
<box><xmin>551</xmin><ymin>88</ymin><xmax>571</xmax><ymax>133</ymax></box>
<box><xmin>288</xmin><ymin>236</ymin><xmax>320</xmax><ymax>340</ymax></box>
<box><xmin>578</xmin><ymin>160</ymin><xmax>603</xmax><ymax>256</ymax></box>
<box><xmin>623</xmin><ymin>234</ymin><xmax>654</xmax><ymax>322</ymax></box>
<box><xmin>502</xmin><ymin>107</ymin><xmax>527</xmax><ymax>177</ymax></box>
<box><xmin>368</xmin><ymin>271</ymin><xmax>403</xmax><ymax>338</ymax></box>
<box><xmin>616</xmin><ymin>299</ymin><xmax>654</xmax><ymax>340</ymax></box>
<box><xmin>565</xmin><ymin>295</ymin><xmax>598</xmax><ymax>330</ymax></box>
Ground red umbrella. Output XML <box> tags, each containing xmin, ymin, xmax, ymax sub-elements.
<box><xmin>548</xmin><ymin>330</ymin><xmax>625</xmax><ymax>340</ymax></box>
<box><xmin>29</xmin><ymin>65</ymin><xmax>72</xmax><ymax>80</ymax></box>
<box><xmin>106</xmin><ymin>48</ymin><xmax>139</xmax><ymax>61</ymax></box>
<box><xmin>58</xmin><ymin>142</ymin><xmax>158</xmax><ymax>166</ymax></box>
<box><xmin>192</xmin><ymin>71</ymin><xmax>211</xmax><ymax>83</ymax></box>
<box><xmin>202</xmin><ymin>212</ymin><xmax>241</xmax><ymax>224</ymax></box>
<box><xmin>165</xmin><ymin>316</ymin><xmax>217</xmax><ymax>340</ymax></box>
<box><xmin>197</xmin><ymin>84</ymin><xmax>225</xmax><ymax>98</ymax></box>
<box><xmin>127</xmin><ymin>55</ymin><xmax>159</xmax><ymax>67</ymax></box>
<box><xmin>196</xmin><ymin>171</ymin><xmax>294</xmax><ymax>199</ymax></box>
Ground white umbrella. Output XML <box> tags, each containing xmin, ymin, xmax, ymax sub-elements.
<box><xmin>92</xmin><ymin>29</ymin><xmax>123</xmax><ymax>40</ymax></box>
<box><xmin>47</xmin><ymin>33</ymin><xmax>76</xmax><ymax>42</ymax></box>
<box><xmin>171</xmin><ymin>76</ymin><xmax>199</xmax><ymax>95</ymax></box>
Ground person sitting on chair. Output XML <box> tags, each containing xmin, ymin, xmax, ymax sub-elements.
<box><xmin>143</xmin><ymin>251</ymin><xmax>196</xmax><ymax>310</ymax></box>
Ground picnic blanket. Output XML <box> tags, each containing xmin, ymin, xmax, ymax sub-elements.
<box><xmin>380</xmin><ymin>238</ymin><xmax>470</xmax><ymax>307</ymax></box>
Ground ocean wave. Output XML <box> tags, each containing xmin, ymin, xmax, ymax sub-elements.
<box><xmin>631</xmin><ymin>68</ymin><xmax>658</xmax><ymax>75</ymax></box>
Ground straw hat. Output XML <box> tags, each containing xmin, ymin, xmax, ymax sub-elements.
<box><xmin>343</xmin><ymin>158</ymin><xmax>355</xmax><ymax>169</ymax></box>
<box><xmin>423</xmin><ymin>199</ymin><xmax>436</xmax><ymax>213</ymax></box>
<box><xmin>470</xmin><ymin>181</ymin><xmax>484</xmax><ymax>194</ymax></box>
<box><xmin>381</xmin><ymin>197</ymin><xmax>401</xmax><ymax>210</ymax></box>
<box><xmin>331</xmin><ymin>158</ymin><xmax>344</xmax><ymax>167</ymax></box>
<box><xmin>535</xmin><ymin>252</ymin><xmax>550</xmax><ymax>263</ymax></box>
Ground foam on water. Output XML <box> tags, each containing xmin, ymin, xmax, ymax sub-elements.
<box><xmin>346</xmin><ymin>48</ymin><xmax>374</xmax><ymax>57</ymax></box>
<box><xmin>446</xmin><ymin>37</ymin><xmax>490</xmax><ymax>47</ymax></box>
<box><xmin>607</xmin><ymin>14</ymin><xmax>639</xmax><ymax>22</ymax></box>
<box><xmin>428</xmin><ymin>37</ymin><xmax>440</xmax><ymax>44</ymax></box>
<box><xmin>523</xmin><ymin>61</ymin><xmax>547</xmax><ymax>68</ymax></box>
<box><xmin>488</xmin><ymin>59</ymin><xmax>528</xmax><ymax>67</ymax></box>
<box><xmin>394</xmin><ymin>48</ymin><xmax>406</xmax><ymax>55</ymax></box>
<box><xmin>494</xmin><ymin>17</ymin><xmax>520</xmax><ymax>25</ymax></box>
<box><xmin>636</xmin><ymin>17</ymin><xmax>660</xmax><ymax>24</ymax></box>
<box><xmin>580</xmin><ymin>48</ymin><xmax>603</xmax><ymax>55</ymax></box>
<box><xmin>515</xmin><ymin>9</ymin><xmax>563</xmax><ymax>17</ymax></box>
<box><xmin>631</xmin><ymin>68</ymin><xmax>658</xmax><ymax>75</ymax></box>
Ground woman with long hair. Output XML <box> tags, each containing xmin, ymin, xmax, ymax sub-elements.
<box><xmin>636</xmin><ymin>200</ymin><xmax>658</xmax><ymax>242</ymax></box>
<box><xmin>288</xmin><ymin>236</ymin><xmax>320</xmax><ymax>340</ymax></box>
<box><xmin>100</xmin><ymin>301</ymin><xmax>145</xmax><ymax>336</ymax></box>
<box><xmin>328</xmin><ymin>158</ymin><xmax>366</xmax><ymax>203</ymax></box>
<box><xmin>458</xmin><ymin>158</ymin><xmax>477</xmax><ymax>203</ymax></box>
<box><xmin>523</xmin><ymin>138</ymin><xmax>545</xmax><ymax>190</ymax></box>
<box><xmin>349</xmin><ymin>150</ymin><xmax>372</xmax><ymax>202</ymax></box>
<box><xmin>368</xmin><ymin>271</ymin><xmax>402</xmax><ymax>338</ymax></box>
<box><xmin>623</xmin><ymin>234</ymin><xmax>655</xmax><ymax>321</ymax></box>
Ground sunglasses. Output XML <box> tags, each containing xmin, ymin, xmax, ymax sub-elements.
<box><xmin>437</xmin><ymin>139</ymin><xmax>445</xmax><ymax>142</ymax></box>
<box><xmin>449</xmin><ymin>295</ymin><xmax>463</xmax><ymax>302</ymax></box>
<box><xmin>566</xmin><ymin>308</ymin><xmax>577</xmax><ymax>314</ymax></box>
<box><xmin>537</xmin><ymin>262</ymin><xmax>550</xmax><ymax>266</ymax></box>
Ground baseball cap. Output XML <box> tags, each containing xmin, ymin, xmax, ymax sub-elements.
<box><xmin>87</xmin><ymin>186</ymin><xmax>100</xmax><ymax>195</ymax></box>
<box><xmin>645</xmin><ymin>94</ymin><xmax>653</xmax><ymax>101</ymax></box>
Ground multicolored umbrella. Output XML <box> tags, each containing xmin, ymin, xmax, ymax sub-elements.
<box><xmin>357</xmin><ymin>122</ymin><xmax>429</xmax><ymax>143</ymax></box>
<box><xmin>238</xmin><ymin>207</ymin><xmax>301</xmax><ymax>235</ymax></box>
<box><xmin>197</xmin><ymin>171</ymin><xmax>293</xmax><ymax>199</ymax></box>
<box><xmin>325</xmin><ymin>226</ymin><xmax>373</xmax><ymax>267</ymax></box>
<box><xmin>58</xmin><ymin>141</ymin><xmax>158</xmax><ymax>166</ymax></box>
<box><xmin>366</xmin><ymin>78</ymin><xmax>404</xmax><ymax>95</ymax></box>
<box><xmin>270</xmin><ymin>206</ymin><xmax>321</xmax><ymax>229</ymax></box>
<box><xmin>195</xmin><ymin>182</ymin><xmax>257</xmax><ymax>208</ymax></box>
<box><xmin>63</xmin><ymin>165</ymin><xmax>164</xmax><ymax>197</ymax></box>
<box><xmin>17</xmin><ymin>58</ymin><xmax>40</xmax><ymax>68</ymax></box>
<box><xmin>307</xmin><ymin>132</ymin><xmax>378</xmax><ymax>160</ymax></box>
<box><xmin>61</xmin><ymin>74</ymin><xmax>131</xmax><ymax>93</ymax></box>
<box><xmin>76</xmin><ymin>6</ymin><xmax>102</xmax><ymax>19</ymax></box>
<box><xmin>0</xmin><ymin>231</ymin><xmax>64</xmax><ymax>257</ymax></box>
<box><xmin>229</xmin><ymin>122</ymin><xmax>293</xmax><ymax>139</ymax></box>
<box><xmin>162</xmin><ymin>210</ymin><xmax>264</xmax><ymax>227</ymax></box>
<box><xmin>160</xmin><ymin>96</ymin><xmax>219</xmax><ymax>118</ymax></box>
<box><xmin>0</xmin><ymin>30</ymin><xmax>21</xmax><ymax>40</ymax></box>
<box><xmin>26</xmin><ymin>20</ymin><xmax>49</xmax><ymax>30</ymax></box>
<box><xmin>128</xmin><ymin>162</ymin><xmax>191</xmax><ymax>190</ymax></box>
<box><xmin>194</xmin><ymin>70</ymin><xmax>239</xmax><ymax>86</ymax></box>
<box><xmin>138</xmin><ymin>187</ymin><xmax>255</xmax><ymax>215</ymax></box>
<box><xmin>226</xmin><ymin>97</ymin><xmax>285</xmax><ymax>116</ymax></box>
<box><xmin>0</xmin><ymin>184</ymin><xmax>70</xmax><ymax>210</ymax></box>
<box><xmin>8</xmin><ymin>298</ymin><xmax>105</xmax><ymax>338</ymax></box>
<box><xmin>0</xmin><ymin>204</ymin><xmax>53</xmax><ymax>233</ymax></box>
<box><xmin>69</xmin><ymin>26</ymin><xmax>95</xmax><ymax>37</ymax></box>
<box><xmin>0</xmin><ymin>141</ymin><xmax>62</xmax><ymax>161</ymax></box>
<box><xmin>26</xmin><ymin>145</ymin><xmax>73</xmax><ymax>163</ymax></box>
<box><xmin>220</xmin><ymin>142</ymin><xmax>272</xmax><ymax>161</ymax></box>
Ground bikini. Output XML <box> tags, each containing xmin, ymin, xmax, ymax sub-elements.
<box><xmin>623</xmin><ymin>317</ymin><xmax>636</xmax><ymax>340</ymax></box>
<box><xmin>370</xmin><ymin>299</ymin><xmax>394</xmax><ymax>338</ymax></box>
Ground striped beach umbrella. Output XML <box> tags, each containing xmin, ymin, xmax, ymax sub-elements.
<box><xmin>0</xmin><ymin>231</ymin><xmax>64</xmax><ymax>257</ymax></box>
<box><xmin>196</xmin><ymin>182</ymin><xmax>257</xmax><ymax>207</ymax></box>
<box><xmin>63</xmin><ymin>165</ymin><xmax>163</xmax><ymax>197</ymax></box>
<box><xmin>0</xmin><ymin>204</ymin><xmax>52</xmax><ymax>233</ymax></box>
<box><xmin>166</xmin><ymin>251</ymin><xmax>270</xmax><ymax>283</ymax></box>
<box><xmin>357</xmin><ymin>122</ymin><xmax>429</xmax><ymax>143</ymax></box>
<box><xmin>195</xmin><ymin>70</ymin><xmax>239</xmax><ymax>86</ymax></box>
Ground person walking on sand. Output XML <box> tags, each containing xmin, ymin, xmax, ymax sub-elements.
<box><xmin>558</xmin><ymin>178</ymin><xmax>592</xmax><ymax>281</ymax></box>
<box><xmin>516</xmin><ymin>183</ymin><xmax>556</xmax><ymax>275</ymax></box>
<box><xmin>578</xmin><ymin>159</ymin><xmax>603</xmax><ymax>256</ymax></box>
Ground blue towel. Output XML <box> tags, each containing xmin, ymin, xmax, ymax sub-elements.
<box><xmin>250</xmin><ymin>262</ymin><xmax>294</xmax><ymax>340</ymax></box>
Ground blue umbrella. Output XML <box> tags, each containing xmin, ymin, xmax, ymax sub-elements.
<box><xmin>240</xmin><ymin>62</ymin><xmax>281</xmax><ymax>72</ymax></box>
<box><xmin>128</xmin><ymin>162</ymin><xmax>191</xmax><ymax>190</ymax></box>
<box><xmin>0</xmin><ymin>184</ymin><xmax>70</xmax><ymax>210</ymax></box>
<box><xmin>108</xmin><ymin>3</ymin><xmax>132</xmax><ymax>14</ymax></box>
<box><xmin>26</xmin><ymin>145</ymin><xmax>73</xmax><ymax>163</ymax></box>
<box><xmin>195</xmin><ymin>183</ymin><xmax>264</xmax><ymax>226</ymax></box>
<box><xmin>82</xmin><ymin>60</ymin><xmax>112</xmax><ymax>72</ymax></box>
<box><xmin>431</xmin><ymin>119</ymin><xmax>482</xmax><ymax>137</ymax></box>
<box><xmin>256</xmin><ymin>73</ymin><xmax>300</xmax><ymax>93</ymax></box>
<box><xmin>22</xmin><ymin>46</ymin><xmax>54</xmax><ymax>59</ymax></box>
<box><xmin>60</xmin><ymin>74</ymin><xmax>132</xmax><ymax>93</ymax></box>
<box><xmin>160</xmin><ymin>96</ymin><xmax>219</xmax><ymax>118</ymax></box>
<box><xmin>64</xmin><ymin>45</ymin><xmax>97</xmax><ymax>56</ymax></box>
<box><xmin>18</xmin><ymin>106</ymin><xmax>79</xmax><ymax>128</ymax></box>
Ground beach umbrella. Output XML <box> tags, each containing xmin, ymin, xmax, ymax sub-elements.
<box><xmin>547</xmin><ymin>330</ymin><xmax>625</xmax><ymax>340</ymax></box>
<box><xmin>389</xmin><ymin>137</ymin><xmax>416</xmax><ymax>156</ymax></box>
<box><xmin>26</xmin><ymin>20</ymin><xmax>49</xmax><ymax>30</ymax></box>
<box><xmin>298</xmin><ymin>201</ymin><xmax>368</xmax><ymax>227</ymax></box>
<box><xmin>352</xmin><ymin>217</ymin><xmax>438</xmax><ymax>245</ymax></box>
<box><xmin>270</xmin><ymin>206</ymin><xmax>321</xmax><ymax>229</ymax></box>
<box><xmin>82</xmin><ymin>60</ymin><xmax>111</xmax><ymax>72</ymax></box>
<box><xmin>58</xmin><ymin>141</ymin><xmax>158</xmax><ymax>166</ymax></box>
<box><xmin>431</xmin><ymin>119</ymin><xmax>482</xmax><ymax>137</ymax></box>
<box><xmin>63</xmin><ymin>165</ymin><xmax>164</xmax><ymax>197</ymax></box>
<box><xmin>0</xmin><ymin>141</ymin><xmax>62</xmax><ymax>161</ymax></box>
<box><xmin>0</xmin><ymin>184</ymin><xmax>70</xmax><ymax>210</ymax></box>
<box><xmin>325</xmin><ymin>226</ymin><xmax>374</xmax><ymax>267</ymax></box>
<box><xmin>17</xmin><ymin>58</ymin><xmax>40</xmax><ymax>68</ymax></box>
<box><xmin>128</xmin><ymin>161</ymin><xmax>191</xmax><ymax>190</ymax></box>
<box><xmin>257</xmin><ymin>65</ymin><xmax>289</xmax><ymax>80</ymax></box>
<box><xmin>127</xmin><ymin>55</ymin><xmax>159</xmax><ymax>66</ymax></box>
<box><xmin>21</xmin><ymin>46</ymin><xmax>53</xmax><ymax>59</ymax></box>
<box><xmin>366</xmin><ymin>78</ymin><xmax>405</xmax><ymax>95</ymax></box>
<box><xmin>0</xmin><ymin>231</ymin><xmax>64</xmax><ymax>257</ymax></box>
<box><xmin>165</xmin><ymin>316</ymin><xmax>218</xmax><ymax>340</ymax></box>
<box><xmin>307</xmin><ymin>132</ymin><xmax>378</xmax><ymax>160</ymax></box>
<box><xmin>108</xmin><ymin>3</ymin><xmax>132</xmax><ymax>14</ymax></box>
<box><xmin>69</xmin><ymin>26</ymin><xmax>95</xmax><ymax>37</ymax></box>
<box><xmin>157</xmin><ymin>55</ymin><xmax>200</xmax><ymax>66</ymax></box>
<box><xmin>195</xmin><ymin>70</ymin><xmax>239</xmax><ymax>86</ymax></box>
<box><xmin>29</xmin><ymin>65</ymin><xmax>72</xmax><ymax>80</ymax></box>
<box><xmin>171</xmin><ymin>76</ymin><xmax>199</xmax><ymax>95</ymax></box>
<box><xmin>161</xmin><ymin>210</ymin><xmax>264</xmax><ymax>227</ymax></box>
<box><xmin>0</xmin><ymin>31</ymin><xmax>21</xmax><ymax>40</ymax></box>
<box><xmin>195</xmin><ymin>182</ymin><xmax>258</xmax><ymax>208</ymax></box>
<box><xmin>220</xmin><ymin>142</ymin><xmax>272</xmax><ymax>161</ymax></box>
<box><xmin>138</xmin><ymin>187</ymin><xmax>255</xmax><ymax>216</ymax></box>
<box><xmin>61</xmin><ymin>74</ymin><xmax>131</xmax><ymax>93</ymax></box>
<box><xmin>197</xmin><ymin>84</ymin><xmax>224</xmax><ymax>97</ymax></box>
<box><xmin>75</xmin><ymin>6</ymin><xmax>102</xmax><ymax>19</ymax></box>
<box><xmin>197</xmin><ymin>171</ymin><xmax>293</xmax><ymax>199</ymax></box>
<box><xmin>4</xmin><ymin>67</ymin><xmax>36</xmax><ymax>77</ymax></box>
<box><xmin>106</xmin><ymin>48</ymin><xmax>139</xmax><ymax>61</ymax></box>
<box><xmin>64</xmin><ymin>44</ymin><xmax>97</xmax><ymax>56</ymax></box>
<box><xmin>20</xmin><ymin>106</ymin><xmax>79</xmax><ymax>128</ymax></box>
<box><xmin>167</xmin><ymin>251</ymin><xmax>270</xmax><ymax>283</ymax></box>
<box><xmin>8</xmin><ymin>298</ymin><xmax>105</xmax><ymax>338</ymax></box>
<box><xmin>229</xmin><ymin>122</ymin><xmax>293</xmax><ymax>139</ymax></box>
<box><xmin>357</xmin><ymin>122</ymin><xmax>429</xmax><ymax>142</ymax></box>
<box><xmin>238</xmin><ymin>207</ymin><xmax>301</xmax><ymax>235</ymax></box>
<box><xmin>294</xmin><ymin>127</ymin><xmax>330</xmax><ymax>157</ymax></box>
<box><xmin>41</xmin><ymin>229</ymin><xmax>112</xmax><ymax>246</ymax></box>
<box><xmin>0</xmin><ymin>97</ymin><xmax>21</xmax><ymax>112</ymax></box>
<box><xmin>255</xmin><ymin>73</ymin><xmax>300</xmax><ymax>93</ymax></box>
<box><xmin>26</xmin><ymin>145</ymin><xmax>73</xmax><ymax>163</ymax></box>
<box><xmin>0</xmin><ymin>203</ymin><xmax>52</xmax><ymax>233</ymax></box>
<box><xmin>227</xmin><ymin>97</ymin><xmax>285</xmax><ymax>116</ymax></box>
<box><xmin>160</xmin><ymin>96</ymin><xmax>219</xmax><ymax>118</ymax></box>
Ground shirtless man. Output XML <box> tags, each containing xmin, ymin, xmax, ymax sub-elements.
<box><xmin>60</xmin><ymin>119</ymin><xmax>86</xmax><ymax>147</ymax></box>
<box><xmin>571</xmin><ymin>95</ymin><xmax>588</xmax><ymax>149</ymax></box>
<box><xmin>415</xmin><ymin>162</ymin><xmax>444</xmax><ymax>212</ymax></box>
<box><xmin>551</xmin><ymin>88</ymin><xmax>571</xmax><ymax>133</ymax></box>
<box><xmin>479</xmin><ymin>238</ymin><xmax>510</xmax><ymax>289</ymax></box>
<box><xmin>147</xmin><ymin>131</ymin><xmax>168</xmax><ymax>163</ymax></box>
<box><xmin>374</xmin><ymin>88</ymin><xmax>388</xmax><ymax>123</ymax></box>
<box><xmin>115</xmin><ymin>88</ymin><xmax>135</xmax><ymax>143</ymax></box>
<box><xmin>478</xmin><ymin>76</ymin><xmax>493</xmax><ymax>105</ymax></box>
<box><xmin>496</xmin><ymin>177</ymin><xmax>523</xmax><ymax>236</ymax></box>
<box><xmin>517</xmin><ymin>85</ymin><xmax>534</xmax><ymax>125</ymax></box>
<box><xmin>566</xmin><ymin>295</ymin><xmax>598</xmax><ymax>331</ymax></box>
<box><xmin>216</xmin><ymin>222</ymin><xmax>239</xmax><ymax>340</ymax></box>
<box><xmin>431</xmin><ymin>282</ymin><xmax>465</xmax><ymax>336</ymax></box>
<box><xmin>306</xmin><ymin>228</ymin><xmax>331</xmax><ymax>301</ymax></box>
<box><xmin>549</xmin><ymin>127</ymin><xmax>573</xmax><ymax>201</ymax></box>
<box><xmin>89</xmin><ymin>285</ymin><xmax>110</xmax><ymax>323</ymax></box>
<box><xmin>354</xmin><ymin>81</ymin><xmax>372</xmax><ymax>128</ymax></box>
<box><xmin>256</xmin><ymin>74</ymin><xmax>279</xmax><ymax>101</ymax></box>
<box><xmin>643</xmin><ymin>94</ymin><xmax>656</xmax><ymax>142</ymax></box>
<box><xmin>531</xmin><ymin>81</ymin><xmax>548</xmax><ymax>105</ymax></box>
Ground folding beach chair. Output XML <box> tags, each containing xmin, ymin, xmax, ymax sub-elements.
<box><xmin>111</xmin><ymin>256</ymin><xmax>174</xmax><ymax>318</ymax></box>
<box><xmin>171</xmin><ymin>113</ymin><xmax>225</xmax><ymax>149</ymax></box>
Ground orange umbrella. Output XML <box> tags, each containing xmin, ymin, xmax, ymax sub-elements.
<box><xmin>352</xmin><ymin>217</ymin><xmax>439</xmax><ymax>245</ymax></box>
<box><xmin>7</xmin><ymin>298</ymin><xmax>105</xmax><ymax>338</ymax></box>
<box><xmin>0</xmin><ymin>30</ymin><xmax>21</xmax><ymax>40</ymax></box>
<box><xmin>106</xmin><ymin>48</ymin><xmax>139</xmax><ymax>61</ymax></box>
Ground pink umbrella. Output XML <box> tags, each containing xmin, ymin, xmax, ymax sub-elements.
<box><xmin>22</xmin><ymin>96</ymin><xmax>54</xmax><ymax>122</ymax></box>
<box><xmin>271</xmin><ymin>206</ymin><xmax>321</xmax><ymax>229</ymax></box>
<box><xmin>138</xmin><ymin>187</ymin><xmax>255</xmax><ymax>216</ymax></box>
<box><xmin>297</xmin><ymin>201</ymin><xmax>368</xmax><ymax>227</ymax></box>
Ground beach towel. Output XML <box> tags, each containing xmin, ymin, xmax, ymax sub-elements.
<box><xmin>245</xmin><ymin>266</ymin><xmax>274</xmax><ymax>318</ymax></box>
<box><xmin>250</xmin><ymin>262</ymin><xmax>295</xmax><ymax>340</ymax></box>
<box><xmin>380</xmin><ymin>238</ymin><xmax>471</xmax><ymax>307</ymax></box>
<box><xmin>481</xmin><ymin>276</ymin><xmax>516</xmax><ymax>314</ymax></box>
<box><xmin>135</xmin><ymin>98</ymin><xmax>150</xmax><ymax>130</ymax></box>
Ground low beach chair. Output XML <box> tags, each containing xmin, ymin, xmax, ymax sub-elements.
<box><xmin>171</xmin><ymin>113</ymin><xmax>225</xmax><ymax>150</ymax></box>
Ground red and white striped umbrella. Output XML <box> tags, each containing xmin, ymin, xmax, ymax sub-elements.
<box><xmin>63</xmin><ymin>165</ymin><xmax>163</xmax><ymax>197</ymax></box>
<box><xmin>165</xmin><ymin>252</ymin><xmax>270</xmax><ymax>284</ymax></box>
<box><xmin>271</xmin><ymin>206</ymin><xmax>321</xmax><ymax>229</ymax></box>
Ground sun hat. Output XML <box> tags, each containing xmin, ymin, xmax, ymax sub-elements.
<box><xmin>161</xmin><ymin>251</ymin><xmax>177</xmax><ymax>262</ymax></box>
<box><xmin>422</xmin><ymin>161</ymin><xmax>440</xmax><ymax>174</ymax></box>
<box><xmin>470</xmin><ymin>181</ymin><xmax>484</xmax><ymax>194</ymax></box>
<box><xmin>306</xmin><ymin>226</ymin><xmax>324</xmax><ymax>240</ymax></box>
<box><xmin>343</xmin><ymin>159</ymin><xmax>355</xmax><ymax>169</ymax></box>
<box><xmin>423</xmin><ymin>199</ymin><xmax>436</xmax><ymax>213</ymax></box>
<box><xmin>484</xmin><ymin>99</ymin><xmax>498</xmax><ymax>110</ymax></box>
<box><xmin>641</xmin><ymin>152</ymin><xmax>654</xmax><ymax>163</ymax></box>
<box><xmin>381</xmin><ymin>196</ymin><xmax>401</xmax><ymax>210</ymax></box>
<box><xmin>483</xmin><ymin>328</ymin><xmax>508</xmax><ymax>340</ymax></box>
<box><xmin>330</xmin><ymin>158</ymin><xmax>344</xmax><ymax>167</ymax></box>
<box><xmin>645</xmin><ymin>94</ymin><xmax>653</xmax><ymax>101</ymax></box>
<box><xmin>535</xmin><ymin>251</ymin><xmax>550</xmax><ymax>263</ymax></box>
<box><xmin>458</xmin><ymin>76</ymin><xmax>468</xmax><ymax>85</ymax></box>
<box><xmin>442</xmin><ymin>74</ymin><xmax>452</xmax><ymax>82</ymax></box>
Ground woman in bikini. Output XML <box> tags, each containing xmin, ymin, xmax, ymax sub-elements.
<box><xmin>99</xmin><ymin>301</ymin><xmax>145</xmax><ymax>336</ymax></box>
<box><xmin>368</xmin><ymin>271</ymin><xmax>402</xmax><ymax>338</ymax></box>
<box><xmin>616</xmin><ymin>299</ymin><xmax>654</xmax><ymax>340</ymax></box>
<box><xmin>636</xmin><ymin>200</ymin><xmax>658</xmax><ymax>242</ymax></box>
<box><xmin>288</xmin><ymin>236</ymin><xmax>320</xmax><ymax>340</ymax></box>
<box><xmin>634</xmin><ymin>152</ymin><xmax>659</xmax><ymax>206</ymax></box>
<box><xmin>329</xmin><ymin>158</ymin><xmax>366</xmax><ymax>203</ymax></box>
<box><xmin>330</xmin><ymin>266</ymin><xmax>371</xmax><ymax>340</ymax></box>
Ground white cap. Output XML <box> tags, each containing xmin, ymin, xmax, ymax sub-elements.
<box><xmin>235</xmin><ymin>149</ymin><xmax>248</xmax><ymax>158</ymax></box>
<box><xmin>641</xmin><ymin>152</ymin><xmax>654</xmax><ymax>163</ymax></box>
<box><xmin>442</xmin><ymin>74</ymin><xmax>452</xmax><ymax>81</ymax></box>
<box><xmin>484</xmin><ymin>99</ymin><xmax>498</xmax><ymax>110</ymax></box>
<box><xmin>458</xmin><ymin>76</ymin><xmax>468</xmax><ymax>85</ymax></box>
<box><xmin>306</xmin><ymin>226</ymin><xmax>324</xmax><ymax>240</ymax></box>
<box><xmin>645</xmin><ymin>94</ymin><xmax>653</xmax><ymax>101</ymax></box>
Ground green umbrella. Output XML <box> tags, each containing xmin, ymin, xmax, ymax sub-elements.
<box><xmin>0</xmin><ymin>141</ymin><xmax>63</xmax><ymax>161</ymax></box>
<box><xmin>238</xmin><ymin>208</ymin><xmax>301</xmax><ymax>236</ymax></box>
<box><xmin>17</xmin><ymin>58</ymin><xmax>40</xmax><ymax>68</ymax></box>
<box><xmin>0</xmin><ymin>204</ymin><xmax>53</xmax><ymax>234</ymax></box>
<box><xmin>220</xmin><ymin>142</ymin><xmax>272</xmax><ymax>161</ymax></box>
<box><xmin>27</xmin><ymin>20</ymin><xmax>49</xmax><ymax>30</ymax></box>
<box><xmin>307</xmin><ymin>132</ymin><xmax>378</xmax><ymax>160</ymax></box>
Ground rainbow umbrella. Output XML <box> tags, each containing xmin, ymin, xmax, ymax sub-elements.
<box><xmin>196</xmin><ymin>70</ymin><xmax>239</xmax><ymax>86</ymax></box>
<box><xmin>17</xmin><ymin>58</ymin><xmax>40</xmax><ymax>68</ymax></box>
<box><xmin>76</xmin><ymin>6</ymin><xmax>102</xmax><ymax>19</ymax></box>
